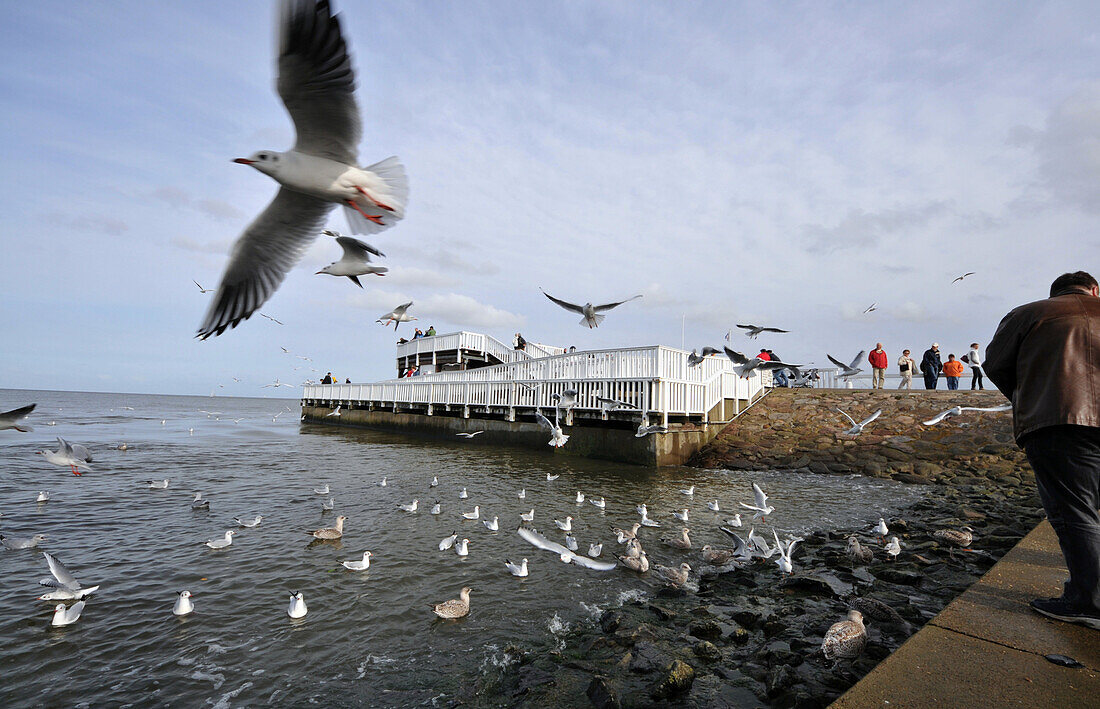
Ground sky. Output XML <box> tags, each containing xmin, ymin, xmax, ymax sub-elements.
<box><xmin>2</xmin><ymin>1</ymin><xmax>1099</xmax><ymax>396</ymax></box>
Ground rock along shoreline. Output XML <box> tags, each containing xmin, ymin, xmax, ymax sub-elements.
<box><xmin>473</xmin><ymin>389</ymin><xmax>1044</xmax><ymax>707</ymax></box>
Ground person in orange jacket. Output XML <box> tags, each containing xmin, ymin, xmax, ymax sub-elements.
<box><xmin>943</xmin><ymin>353</ymin><xmax>965</xmax><ymax>390</ymax></box>
<box><xmin>867</xmin><ymin>343</ymin><xmax>888</xmax><ymax>388</ymax></box>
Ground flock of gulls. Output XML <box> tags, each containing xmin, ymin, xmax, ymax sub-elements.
<box><xmin>3</xmin><ymin>397</ymin><xmax>981</xmax><ymax>668</ymax></box>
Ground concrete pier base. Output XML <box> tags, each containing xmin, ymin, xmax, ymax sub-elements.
<box><xmin>301</xmin><ymin>406</ymin><xmax>722</xmax><ymax>466</ymax></box>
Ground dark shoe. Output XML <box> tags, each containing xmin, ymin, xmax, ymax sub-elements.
<box><xmin>1030</xmin><ymin>597</ymin><xmax>1100</xmax><ymax>630</ymax></box>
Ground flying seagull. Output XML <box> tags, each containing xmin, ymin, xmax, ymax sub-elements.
<box><xmin>826</xmin><ymin>350</ymin><xmax>866</xmax><ymax>379</ymax></box>
<box><xmin>197</xmin><ymin>0</ymin><xmax>408</xmax><ymax>339</ymax></box>
<box><xmin>37</xmin><ymin>552</ymin><xmax>101</xmax><ymax>601</ymax></box>
<box><xmin>687</xmin><ymin>347</ymin><xmax>720</xmax><ymax>367</ymax></box>
<box><xmin>0</xmin><ymin>403</ymin><xmax>36</xmax><ymax>432</ymax></box>
<box><xmin>193</xmin><ymin>280</ymin><xmax>213</xmax><ymax>294</ymax></box>
<box><xmin>951</xmin><ymin>272</ymin><xmax>976</xmax><ymax>284</ymax></box>
<box><xmin>736</xmin><ymin>324</ymin><xmax>789</xmax><ymax>339</ymax></box>
<box><xmin>540</xmin><ymin>289</ymin><xmax>642</xmax><ymax>328</ymax></box>
<box><xmin>863</xmin><ymin>303</ymin><xmax>877</xmax><ymax>314</ymax></box>
<box><xmin>377</xmin><ymin>301</ymin><xmax>416</xmax><ymax>330</ymax></box>
<box><xmin>837</xmin><ymin>408</ymin><xmax>882</xmax><ymax>435</ymax></box>
<box><xmin>37</xmin><ymin>438</ymin><xmax>93</xmax><ymax>475</ymax></box>
<box><xmin>259</xmin><ymin>313</ymin><xmax>284</xmax><ymax>325</ymax></box>
<box><xmin>922</xmin><ymin>403</ymin><xmax>1012</xmax><ymax>426</ymax></box>
<box><xmin>534</xmin><ymin>410</ymin><xmax>569</xmax><ymax>448</ymax></box>
<box><xmin>723</xmin><ymin>347</ymin><xmax>801</xmax><ymax>378</ymax></box>
<box><xmin>316</xmin><ymin>229</ymin><xmax>387</xmax><ymax>287</ymax></box>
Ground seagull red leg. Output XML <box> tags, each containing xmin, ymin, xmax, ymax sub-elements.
<box><xmin>345</xmin><ymin>199</ymin><xmax>385</xmax><ymax>226</ymax></box>
<box><xmin>355</xmin><ymin>186</ymin><xmax>394</xmax><ymax>211</ymax></box>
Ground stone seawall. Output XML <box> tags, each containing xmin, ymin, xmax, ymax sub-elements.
<box><xmin>691</xmin><ymin>389</ymin><xmax>1027</xmax><ymax>486</ymax></box>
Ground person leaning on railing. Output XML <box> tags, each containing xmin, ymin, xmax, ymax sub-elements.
<box><xmin>985</xmin><ymin>270</ymin><xmax>1100</xmax><ymax>631</ymax></box>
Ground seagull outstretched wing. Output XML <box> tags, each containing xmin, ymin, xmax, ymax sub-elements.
<box><xmin>541</xmin><ymin>290</ymin><xmax>585</xmax><ymax>314</ymax></box>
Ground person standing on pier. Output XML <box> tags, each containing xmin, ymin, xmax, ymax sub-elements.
<box><xmin>985</xmin><ymin>270</ymin><xmax>1100</xmax><ymax>630</ymax></box>
<box><xmin>868</xmin><ymin>343</ymin><xmax>888</xmax><ymax>389</ymax></box>
<box><xmin>921</xmin><ymin>343</ymin><xmax>942</xmax><ymax>389</ymax></box>
<box><xmin>897</xmin><ymin>349</ymin><xmax>917</xmax><ymax>390</ymax></box>
<box><xmin>942</xmin><ymin>354</ymin><xmax>964</xmax><ymax>390</ymax></box>
<box><xmin>966</xmin><ymin>342</ymin><xmax>985</xmax><ymax>390</ymax></box>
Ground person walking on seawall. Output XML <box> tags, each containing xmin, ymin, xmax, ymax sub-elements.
<box><xmin>921</xmin><ymin>343</ymin><xmax>942</xmax><ymax>389</ymax></box>
<box><xmin>868</xmin><ymin>343</ymin><xmax>888</xmax><ymax>389</ymax></box>
<box><xmin>965</xmin><ymin>342</ymin><xmax>985</xmax><ymax>390</ymax></box>
<box><xmin>897</xmin><ymin>349</ymin><xmax>917</xmax><ymax>390</ymax></box>
<box><xmin>985</xmin><ymin>271</ymin><xmax>1100</xmax><ymax>630</ymax></box>
<box><xmin>768</xmin><ymin>350</ymin><xmax>788</xmax><ymax>387</ymax></box>
<box><xmin>942</xmin><ymin>354</ymin><xmax>965</xmax><ymax>390</ymax></box>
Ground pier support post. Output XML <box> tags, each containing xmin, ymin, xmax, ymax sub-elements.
<box><xmin>463</xmin><ymin>405</ymin><xmax>470</xmax><ymax>419</ymax></box>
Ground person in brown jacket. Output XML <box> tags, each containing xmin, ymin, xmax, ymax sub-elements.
<box><xmin>985</xmin><ymin>271</ymin><xmax>1100</xmax><ymax>629</ymax></box>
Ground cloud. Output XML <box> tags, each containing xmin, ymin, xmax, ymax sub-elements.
<box><xmin>47</xmin><ymin>213</ymin><xmax>129</xmax><ymax>236</ymax></box>
<box><xmin>802</xmin><ymin>201</ymin><xmax>953</xmax><ymax>254</ymax></box>
<box><xmin>170</xmin><ymin>235</ymin><xmax>232</xmax><ymax>254</ymax></box>
<box><xmin>1010</xmin><ymin>83</ymin><xmax>1100</xmax><ymax>212</ymax></box>
<box><xmin>395</xmin><ymin>245</ymin><xmax>501</xmax><ymax>277</ymax></box>
<box><xmin>152</xmin><ymin>186</ymin><xmax>244</xmax><ymax>221</ymax></box>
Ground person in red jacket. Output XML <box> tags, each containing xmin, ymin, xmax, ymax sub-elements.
<box><xmin>868</xmin><ymin>343</ymin><xmax>888</xmax><ymax>389</ymax></box>
<box><xmin>756</xmin><ymin>349</ymin><xmax>771</xmax><ymax>361</ymax></box>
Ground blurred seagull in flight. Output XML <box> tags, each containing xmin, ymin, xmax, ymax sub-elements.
<box><xmin>863</xmin><ymin>303</ymin><xmax>877</xmax><ymax>314</ymax></box>
<box><xmin>739</xmin><ymin>482</ymin><xmax>774</xmax><ymax>523</ymax></box>
<box><xmin>197</xmin><ymin>0</ymin><xmax>407</xmax><ymax>339</ymax></box>
<box><xmin>827</xmin><ymin>350</ymin><xmax>866</xmax><ymax>379</ymax></box>
<box><xmin>922</xmin><ymin>403</ymin><xmax>1012</xmax><ymax>426</ymax></box>
<box><xmin>37</xmin><ymin>438</ymin><xmax>92</xmax><ymax>476</ymax></box>
<box><xmin>193</xmin><ymin>280</ymin><xmax>213</xmax><ymax>294</ymax></box>
<box><xmin>259</xmin><ymin>313</ymin><xmax>284</xmax><ymax>325</ymax></box>
<box><xmin>37</xmin><ymin>552</ymin><xmax>101</xmax><ymax>601</ymax></box>
<box><xmin>724</xmin><ymin>347</ymin><xmax>801</xmax><ymax>379</ymax></box>
<box><xmin>687</xmin><ymin>347</ymin><xmax>720</xmax><ymax>367</ymax></box>
<box><xmin>951</xmin><ymin>272</ymin><xmax>976</xmax><ymax>284</ymax></box>
<box><xmin>376</xmin><ymin>301</ymin><xmax>416</xmax><ymax>330</ymax></box>
<box><xmin>0</xmin><ymin>403</ymin><xmax>36</xmax><ymax>432</ymax></box>
<box><xmin>837</xmin><ymin>408</ymin><xmax>882</xmax><ymax>435</ymax></box>
<box><xmin>316</xmin><ymin>229</ymin><xmax>387</xmax><ymax>287</ymax></box>
<box><xmin>535</xmin><ymin>411</ymin><xmax>569</xmax><ymax>448</ymax></box>
<box><xmin>736</xmin><ymin>324</ymin><xmax>789</xmax><ymax>339</ymax></box>
<box><xmin>540</xmin><ymin>289</ymin><xmax>642</xmax><ymax>328</ymax></box>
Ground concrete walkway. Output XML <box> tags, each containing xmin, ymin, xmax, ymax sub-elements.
<box><xmin>832</xmin><ymin>521</ymin><xmax>1099</xmax><ymax>708</ymax></box>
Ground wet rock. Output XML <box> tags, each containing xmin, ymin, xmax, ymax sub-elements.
<box><xmin>893</xmin><ymin>473</ymin><xmax>931</xmax><ymax>485</ymax></box>
<box><xmin>629</xmin><ymin>641</ymin><xmax>673</xmax><ymax>674</ymax></box>
<box><xmin>648</xmin><ymin>604</ymin><xmax>677</xmax><ymax>621</ymax></box>
<box><xmin>649</xmin><ymin>659</ymin><xmax>695</xmax><ymax>700</ymax></box>
<box><xmin>689</xmin><ymin>619</ymin><xmax>723</xmax><ymax>640</ymax></box>
<box><xmin>693</xmin><ymin>640</ymin><xmax>722</xmax><ymax>661</ymax></box>
<box><xmin>766</xmin><ymin>664</ymin><xmax>798</xmax><ymax>698</ymax></box>
<box><xmin>781</xmin><ymin>572</ymin><xmax>853</xmax><ymax>598</ymax></box>
<box><xmin>586</xmin><ymin>676</ymin><xmax>621</xmax><ymax>709</ymax></box>
<box><xmin>514</xmin><ymin>666</ymin><xmax>555</xmax><ymax>696</ymax></box>
<box><xmin>874</xmin><ymin>566</ymin><xmax>924</xmax><ymax>586</ymax></box>
<box><xmin>762</xmin><ymin>639</ymin><xmax>800</xmax><ymax>666</ymax></box>
<box><xmin>599</xmin><ymin>609</ymin><xmax>621</xmax><ymax>634</ymax></box>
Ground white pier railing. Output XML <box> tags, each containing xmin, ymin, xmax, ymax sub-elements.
<box><xmin>395</xmin><ymin>331</ymin><xmax>564</xmax><ymax>368</ymax></box>
<box><xmin>303</xmin><ymin>345</ymin><xmax>765</xmax><ymax>425</ymax></box>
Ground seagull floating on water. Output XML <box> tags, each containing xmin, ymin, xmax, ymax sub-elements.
<box><xmin>342</xmin><ymin>551</ymin><xmax>372</xmax><ymax>570</ymax></box>
<box><xmin>398</xmin><ymin>499</ymin><xmax>418</xmax><ymax>513</ymax></box>
<box><xmin>0</xmin><ymin>403</ymin><xmax>35</xmax><ymax>432</ymax></box>
<box><xmin>235</xmin><ymin>515</ymin><xmax>263</xmax><ymax>528</ymax></box>
<box><xmin>672</xmin><ymin>508</ymin><xmax>689</xmax><ymax>522</ymax></box>
<box><xmin>191</xmin><ymin>492</ymin><xmax>210</xmax><ymax>510</ymax></box>
<box><xmin>663</xmin><ymin>528</ymin><xmax>691</xmax><ymax>550</ymax></box>
<box><xmin>51</xmin><ymin>598</ymin><xmax>87</xmax><ymax>627</ymax></box>
<box><xmin>173</xmin><ymin>590</ymin><xmax>195</xmax><ymax>617</ymax></box>
<box><xmin>316</xmin><ymin>230</ymin><xmax>387</xmax><ymax>286</ymax></box>
<box><xmin>462</xmin><ymin>505</ymin><xmax>480</xmax><ymax>520</ymax></box>
<box><xmin>505</xmin><ymin>559</ymin><xmax>529</xmax><ymax>577</ymax></box>
<box><xmin>306</xmin><ymin>515</ymin><xmax>347</xmax><ymax>540</ymax></box>
<box><xmin>430</xmin><ymin>502</ymin><xmax>441</xmax><ymax>515</ymax></box>
<box><xmin>589</xmin><ymin>496</ymin><xmax>606</xmax><ymax>509</ymax></box>
<box><xmin>430</xmin><ymin>476</ymin><xmax>438</xmax><ymax>487</ymax></box>
<box><xmin>680</xmin><ymin>485</ymin><xmax>695</xmax><ymax>496</ymax></box>
<box><xmin>518</xmin><ymin>488</ymin><xmax>526</xmax><ymax>499</ymax></box>
<box><xmin>314</xmin><ymin>484</ymin><xmax>330</xmax><ymax>495</ymax></box>
<box><xmin>36</xmin><ymin>491</ymin><xmax>50</xmax><ymax>503</ymax></box>
<box><xmin>575</xmin><ymin>491</ymin><xmax>585</xmax><ymax>503</ymax></box>
<box><xmin>554</xmin><ymin>516</ymin><xmax>572</xmax><ymax>532</ymax></box>
<box><xmin>459</xmin><ymin>488</ymin><xmax>468</xmax><ymax>499</ymax></box>
<box><xmin>706</xmin><ymin>500</ymin><xmax>720</xmax><ymax>512</ymax></box>
<box><xmin>438</xmin><ymin>531</ymin><xmax>457</xmax><ymax>551</ymax></box>
<box><xmin>725</xmin><ymin>513</ymin><xmax>742</xmax><ymax>527</ymax></box>
<box><xmin>1</xmin><ymin>533</ymin><xmax>47</xmax><ymax>550</ymax></box>
<box><xmin>205</xmin><ymin>530</ymin><xmax>237</xmax><ymax>549</ymax></box>
<box><xmin>588</xmin><ymin>542</ymin><xmax>603</xmax><ymax>557</ymax></box>
<box><xmin>564</xmin><ymin>534</ymin><xmax>578</xmax><ymax>551</ymax></box>
<box><xmin>455</xmin><ymin>538</ymin><xmax>470</xmax><ymax>557</ymax></box>
<box><xmin>287</xmin><ymin>591</ymin><xmax>308</xmax><ymax>619</ymax></box>
<box><xmin>196</xmin><ymin>0</ymin><xmax>407</xmax><ymax>338</ymax></box>
<box><xmin>431</xmin><ymin>587</ymin><xmax>472</xmax><ymax>619</ymax></box>
<box><xmin>482</xmin><ymin>516</ymin><xmax>499</xmax><ymax>532</ymax></box>
<box><xmin>520</xmin><ymin>509</ymin><xmax>535</xmax><ymax>523</ymax></box>
<box><xmin>321</xmin><ymin>497</ymin><xmax>335</xmax><ymax>511</ymax></box>
<box><xmin>540</xmin><ymin>289</ymin><xmax>642</xmax><ymax>328</ymax></box>
<box><xmin>546</xmin><ymin>473</ymin><xmax>559</xmax><ymax>481</ymax></box>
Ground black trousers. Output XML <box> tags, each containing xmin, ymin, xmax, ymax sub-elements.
<box><xmin>923</xmin><ymin>371</ymin><xmax>938</xmax><ymax>389</ymax></box>
<box><xmin>971</xmin><ymin>368</ymin><xmax>984</xmax><ymax>390</ymax></box>
<box><xmin>1023</xmin><ymin>425</ymin><xmax>1100</xmax><ymax>613</ymax></box>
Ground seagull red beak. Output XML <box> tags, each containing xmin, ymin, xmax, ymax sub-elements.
<box><xmin>233</xmin><ymin>158</ymin><xmax>255</xmax><ymax>165</ymax></box>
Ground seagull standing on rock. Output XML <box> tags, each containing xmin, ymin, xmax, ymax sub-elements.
<box><xmin>197</xmin><ymin>0</ymin><xmax>408</xmax><ymax>339</ymax></box>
